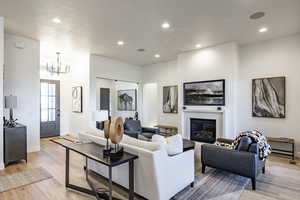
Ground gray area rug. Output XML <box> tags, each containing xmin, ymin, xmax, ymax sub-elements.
<box><xmin>93</xmin><ymin>168</ymin><xmax>249</xmax><ymax>200</ymax></box>
<box><xmin>0</xmin><ymin>167</ymin><xmax>52</xmax><ymax>193</ymax></box>
<box><xmin>174</xmin><ymin>168</ymin><xmax>249</xmax><ymax>200</ymax></box>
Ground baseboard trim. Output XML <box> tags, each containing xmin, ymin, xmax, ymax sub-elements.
<box><xmin>0</xmin><ymin>162</ymin><xmax>5</xmax><ymax>170</ymax></box>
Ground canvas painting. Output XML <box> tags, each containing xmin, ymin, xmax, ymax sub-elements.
<box><xmin>117</xmin><ymin>89</ymin><xmax>137</xmax><ymax>111</ymax></box>
<box><xmin>163</xmin><ymin>85</ymin><xmax>178</xmax><ymax>113</ymax></box>
<box><xmin>72</xmin><ymin>86</ymin><xmax>82</xmax><ymax>113</ymax></box>
<box><xmin>184</xmin><ymin>80</ymin><xmax>225</xmax><ymax>106</ymax></box>
<box><xmin>252</xmin><ymin>77</ymin><xmax>285</xmax><ymax>118</ymax></box>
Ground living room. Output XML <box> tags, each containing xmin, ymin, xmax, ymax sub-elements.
<box><xmin>0</xmin><ymin>0</ymin><xmax>300</xmax><ymax>200</ymax></box>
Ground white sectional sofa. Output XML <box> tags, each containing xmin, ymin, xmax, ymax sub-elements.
<box><xmin>78</xmin><ymin>130</ymin><xmax>195</xmax><ymax>200</ymax></box>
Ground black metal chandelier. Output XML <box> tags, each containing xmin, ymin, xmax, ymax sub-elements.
<box><xmin>46</xmin><ymin>52</ymin><xmax>70</xmax><ymax>75</ymax></box>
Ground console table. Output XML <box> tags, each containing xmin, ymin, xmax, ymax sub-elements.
<box><xmin>267</xmin><ymin>137</ymin><xmax>296</xmax><ymax>164</ymax></box>
<box><xmin>62</xmin><ymin>142</ymin><xmax>138</xmax><ymax>200</ymax></box>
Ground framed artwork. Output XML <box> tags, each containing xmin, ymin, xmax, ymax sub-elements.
<box><xmin>117</xmin><ymin>89</ymin><xmax>137</xmax><ymax>111</ymax></box>
<box><xmin>252</xmin><ymin>77</ymin><xmax>285</xmax><ymax>118</ymax></box>
<box><xmin>183</xmin><ymin>79</ymin><xmax>225</xmax><ymax>106</ymax></box>
<box><xmin>72</xmin><ymin>86</ymin><xmax>82</xmax><ymax>113</ymax></box>
<box><xmin>163</xmin><ymin>85</ymin><xmax>178</xmax><ymax>113</ymax></box>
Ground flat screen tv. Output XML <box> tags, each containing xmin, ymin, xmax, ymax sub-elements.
<box><xmin>183</xmin><ymin>79</ymin><xmax>225</xmax><ymax>106</ymax></box>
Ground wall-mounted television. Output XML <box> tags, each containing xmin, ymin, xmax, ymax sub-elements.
<box><xmin>183</xmin><ymin>79</ymin><xmax>225</xmax><ymax>106</ymax></box>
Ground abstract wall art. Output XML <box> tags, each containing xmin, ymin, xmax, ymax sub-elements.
<box><xmin>117</xmin><ymin>89</ymin><xmax>137</xmax><ymax>111</ymax></box>
<box><xmin>72</xmin><ymin>86</ymin><xmax>83</xmax><ymax>113</ymax></box>
<box><xmin>252</xmin><ymin>77</ymin><xmax>285</xmax><ymax>118</ymax></box>
<box><xmin>163</xmin><ymin>85</ymin><xmax>178</xmax><ymax>113</ymax></box>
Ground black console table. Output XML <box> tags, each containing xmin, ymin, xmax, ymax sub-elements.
<box><xmin>62</xmin><ymin>142</ymin><xmax>138</xmax><ymax>200</ymax></box>
<box><xmin>4</xmin><ymin>124</ymin><xmax>27</xmax><ymax>166</ymax></box>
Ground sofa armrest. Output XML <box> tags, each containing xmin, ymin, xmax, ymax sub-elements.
<box><xmin>124</xmin><ymin>130</ymin><xmax>139</xmax><ymax>138</ymax></box>
<box><xmin>216</xmin><ymin>138</ymin><xmax>234</xmax><ymax>144</ymax></box>
<box><xmin>201</xmin><ymin>144</ymin><xmax>258</xmax><ymax>178</ymax></box>
<box><xmin>142</xmin><ymin>127</ymin><xmax>159</xmax><ymax>134</ymax></box>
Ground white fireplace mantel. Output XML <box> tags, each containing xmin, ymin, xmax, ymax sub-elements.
<box><xmin>181</xmin><ymin>108</ymin><xmax>225</xmax><ymax>140</ymax></box>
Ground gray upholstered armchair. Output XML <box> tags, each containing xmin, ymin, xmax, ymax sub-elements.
<box><xmin>201</xmin><ymin>137</ymin><xmax>266</xmax><ymax>190</ymax></box>
<box><xmin>124</xmin><ymin>119</ymin><xmax>159</xmax><ymax>140</ymax></box>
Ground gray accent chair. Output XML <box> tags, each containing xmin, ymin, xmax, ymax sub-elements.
<box><xmin>201</xmin><ymin>136</ymin><xmax>266</xmax><ymax>190</ymax></box>
<box><xmin>124</xmin><ymin>119</ymin><xmax>159</xmax><ymax>140</ymax></box>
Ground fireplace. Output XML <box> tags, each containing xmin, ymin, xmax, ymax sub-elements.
<box><xmin>190</xmin><ymin>118</ymin><xmax>216</xmax><ymax>143</ymax></box>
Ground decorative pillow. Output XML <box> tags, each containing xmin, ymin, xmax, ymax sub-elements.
<box><xmin>237</xmin><ymin>136</ymin><xmax>253</xmax><ymax>152</ymax></box>
<box><xmin>166</xmin><ymin>134</ymin><xmax>183</xmax><ymax>156</ymax></box>
<box><xmin>152</xmin><ymin>134</ymin><xmax>183</xmax><ymax>156</ymax></box>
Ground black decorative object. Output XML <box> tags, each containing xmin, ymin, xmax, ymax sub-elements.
<box><xmin>252</xmin><ymin>77</ymin><xmax>285</xmax><ymax>118</ymax></box>
<box><xmin>117</xmin><ymin>89</ymin><xmax>137</xmax><ymax>111</ymax></box>
<box><xmin>184</xmin><ymin>79</ymin><xmax>225</xmax><ymax>106</ymax></box>
<box><xmin>4</xmin><ymin>95</ymin><xmax>18</xmax><ymax>127</ymax></box>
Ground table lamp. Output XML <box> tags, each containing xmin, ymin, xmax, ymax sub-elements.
<box><xmin>5</xmin><ymin>95</ymin><xmax>17</xmax><ymax>122</ymax></box>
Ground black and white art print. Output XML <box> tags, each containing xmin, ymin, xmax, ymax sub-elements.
<box><xmin>72</xmin><ymin>86</ymin><xmax>82</xmax><ymax>113</ymax></box>
<box><xmin>117</xmin><ymin>89</ymin><xmax>137</xmax><ymax>111</ymax></box>
<box><xmin>252</xmin><ymin>77</ymin><xmax>285</xmax><ymax>118</ymax></box>
<box><xmin>163</xmin><ymin>85</ymin><xmax>178</xmax><ymax>113</ymax></box>
<box><xmin>184</xmin><ymin>80</ymin><xmax>225</xmax><ymax>106</ymax></box>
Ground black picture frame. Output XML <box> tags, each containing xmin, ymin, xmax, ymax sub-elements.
<box><xmin>72</xmin><ymin>86</ymin><xmax>83</xmax><ymax>113</ymax></box>
<box><xmin>117</xmin><ymin>89</ymin><xmax>137</xmax><ymax>111</ymax></box>
<box><xmin>252</xmin><ymin>76</ymin><xmax>286</xmax><ymax>118</ymax></box>
<box><xmin>183</xmin><ymin>79</ymin><xmax>225</xmax><ymax>106</ymax></box>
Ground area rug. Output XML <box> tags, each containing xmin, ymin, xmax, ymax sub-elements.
<box><xmin>0</xmin><ymin>167</ymin><xmax>52</xmax><ymax>193</ymax></box>
<box><xmin>174</xmin><ymin>168</ymin><xmax>249</xmax><ymax>200</ymax></box>
<box><xmin>94</xmin><ymin>167</ymin><xmax>249</xmax><ymax>200</ymax></box>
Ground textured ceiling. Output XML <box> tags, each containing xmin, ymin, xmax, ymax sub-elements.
<box><xmin>0</xmin><ymin>0</ymin><xmax>300</xmax><ymax>66</ymax></box>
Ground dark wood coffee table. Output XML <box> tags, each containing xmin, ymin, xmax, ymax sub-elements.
<box><xmin>62</xmin><ymin>142</ymin><xmax>138</xmax><ymax>200</ymax></box>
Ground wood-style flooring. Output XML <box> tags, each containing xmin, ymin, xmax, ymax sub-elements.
<box><xmin>0</xmin><ymin>138</ymin><xmax>299</xmax><ymax>200</ymax></box>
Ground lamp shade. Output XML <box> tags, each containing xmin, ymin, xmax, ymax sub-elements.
<box><xmin>5</xmin><ymin>95</ymin><xmax>17</xmax><ymax>109</ymax></box>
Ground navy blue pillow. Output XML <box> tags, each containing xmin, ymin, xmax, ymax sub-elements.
<box><xmin>237</xmin><ymin>136</ymin><xmax>253</xmax><ymax>152</ymax></box>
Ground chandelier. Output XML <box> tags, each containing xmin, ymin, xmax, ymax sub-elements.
<box><xmin>46</xmin><ymin>52</ymin><xmax>70</xmax><ymax>75</ymax></box>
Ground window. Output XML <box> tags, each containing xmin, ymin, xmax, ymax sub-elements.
<box><xmin>41</xmin><ymin>82</ymin><xmax>56</xmax><ymax>122</ymax></box>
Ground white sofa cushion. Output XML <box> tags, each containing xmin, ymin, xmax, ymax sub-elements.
<box><xmin>152</xmin><ymin>134</ymin><xmax>183</xmax><ymax>156</ymax></box>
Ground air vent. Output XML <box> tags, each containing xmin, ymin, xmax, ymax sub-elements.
<box><xmin>250</xmin><ymin>12</ymin><xmax>265</xmax><ymax>20</ymax></box>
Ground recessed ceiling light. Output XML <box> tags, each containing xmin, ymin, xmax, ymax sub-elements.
<box><xmin>161</xmin><ymin>22</ymin><xmax>170</xmax><ymax>29</ymax></box>
<box><xmin>117</xmin><ymin>41</ymin><xmax>124</xmax><ymax>46</ymax></box>
<box><xmin>259</xmin><ymin>27</ymin><xmax>268</xmax><ymax>33</ymax></box>
<box><xmin>154</xmin><ymin>54</ymin><xmax>160</xmax><ymax>58</ymax></box>
<box><xmin>250</xmin><ymin>12</ymin><xmax>265</xmax><ymax>20</ymax></box>
<box><xmin>52</xmin><ymin>17</ymin><xmax>62</xmax><ymax>24</ymax></box>
<box><xmin>195</xmin><ymin>44</ymin><xmax>202</xmax><ymax>48</ymax></box>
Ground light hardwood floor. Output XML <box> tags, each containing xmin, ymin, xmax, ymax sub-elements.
<box><xmin>0</xmin><ymin>138</ymin><xmax>299</xmax><ymax>200</ymax></box>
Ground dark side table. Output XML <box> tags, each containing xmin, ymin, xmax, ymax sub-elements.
<box><xmin>63</xmin><ymin>142</ymin><xmax>138</xmax><ymax>200</ymax></box>
<box><xmin>4</xmin><ymin>123</ymin><xmax>27</xmax><ymax>167</ymax></box>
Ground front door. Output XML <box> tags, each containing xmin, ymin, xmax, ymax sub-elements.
<box><xmin>40</xmin><ymin>79</ymin><xmax>60</xmax><ymax>138</ymax></box>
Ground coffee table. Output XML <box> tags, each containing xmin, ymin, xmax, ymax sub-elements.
<box><xmin>63</xmin><ymin>142</ymin><xmax>138</xmax><ymax>200</ymax></box>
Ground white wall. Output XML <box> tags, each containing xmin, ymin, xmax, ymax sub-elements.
<box><xmin>4</xmin><ymin>33</ymin><xmax>40</xmax><ymax>153</ymax></box>
<box><xmin>142</xmin><ymin>83</ymin><xmax>158</xmax><ymax>127</ymax></box>
<box><xmin>142</xmin><ymin>60</ymin><xmax>180</xmax><ymax>127</ymax></box>
<box><xmin>89</xmin><ymin>55</ymin><xmax>142</xmax><ymax>127</ymax></box>
<box><xmin>237</xmin><ymin>34</ymin><xmax>300</xmax><ymax>154</ymax></box>
<box><xmin>40</xmin><ymin>51</ymin><xmax>90</xmax><ymax>137</ymax></box>
<box><xmin>0</xmin><ymin>17</ymin><xmax>4</xmax><ymax>169</ymax></box>
<box><xmin>142</xmin><ymin>43</ymin><xmax>239</xmax><ymax>138</ymax></box>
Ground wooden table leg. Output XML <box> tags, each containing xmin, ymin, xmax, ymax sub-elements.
<box><xmin>109</xmin><ymin>166</ymin><xmax>113</xmax><ymax>200</ymax></box>
<box><xmin>65</xmin><ymin>148</ymin><xmax>70</xmax><ymax>186</ymax></box>
<box><xmin>129</xmin><ymin>160</ymin><xmax>134</xmax><ymax>200</ymax></box>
